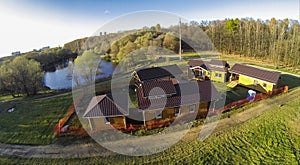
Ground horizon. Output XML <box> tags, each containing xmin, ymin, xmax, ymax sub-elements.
<box><xmin>0</xmin><ymin>0</ymin><xmax>299</xmax><ymax>58</ymax></box>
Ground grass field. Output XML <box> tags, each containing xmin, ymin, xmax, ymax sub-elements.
<box><xmin>0</xmin><ymin>94</ymin><xmax>72</xmax><ymax>145</ymax></box>
<box><xmin>221</xmin><ymin>54</ymin><xmax>300</xmax><ymax>75</ymax></box>
<box><xmin>0</xmin><ymin>91</ymin><xmax>299</xmax><ymax>164</ymax></box>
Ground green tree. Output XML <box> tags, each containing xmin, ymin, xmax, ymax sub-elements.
<box><xmin>163</xmin><ymin>32</ymin><xmax>179</xmax><ymax>52</ymax></box>
<box><xmin>73</xmin><ymin>50</ymin><xmax>100</xmax><ymax>85</ymax></box>
<box><xmin>0</xmin><ymin>56</ymin><xmax>44</xmax><ymax>96</ymax></box>
<box><xmin>156</xmin><ymin>24</ymin><xmax>161</xmax><ymax>32</ymax></box>
<box><xmin>117</xmin><ymin>41</ymin><xmax>137</xmax><ymax>60</ymax></box>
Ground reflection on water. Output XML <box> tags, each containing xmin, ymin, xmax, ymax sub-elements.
<box><xmin>44</xmin><ymin>60</ymin><xmax>115</xmax><ymax>89</ymax></box>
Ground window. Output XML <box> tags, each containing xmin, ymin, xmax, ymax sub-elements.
<box><xmin>199</xmin><ymin>71</ymin><xmax>202</xmax><ymax>77</ymax></box>
<box><xmin>104</xmin><ymin>117</ymin><xmax>110</xmax><ymax>124</ymax></box>
<box><xmin>189</xmin><ymin>104</ymin><xmax>196</xmax><ymax>113</ymax></box>
<box><xmin>215</xmin><ymin>73</ymin><xmax>222</xmax><ymax>78</ymax></box>
<box><xmin>148</xmin><ymin>96</ymin><xmax>156</xmax><ymax>99</ymax></box>
<box><xmin>263</xmin><ymin>83</ymin><xmax>267</xmax><ymax>88</ymax></box>
<box><xmin>254</xmin><ymin>80</ymin><xmax>258</xmax><ymax>86</ymax></box>
<box><xmin>174</xmin><ymin>107</ymin><xmax>181</xmax><ymax>116</ymax></box>
<box><xmin>156</xmin><ymin>111</ymin><xmax>162</xmax><ymax>119</ymax></box>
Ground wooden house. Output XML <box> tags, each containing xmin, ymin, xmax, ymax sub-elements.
<box><xmin>229</xmin><ymin>63</ymin><xmax>281</xmax><ymax>93</ymax></box>
<box><xmin>83</xmin><ymin>94</ymin><xmax>128</xmax><ymax>131</ymax></box>
<box><xmin>187</xmin><ymin>59</ymin><xmax>230</xmax><ymax>83</ymax></box>
<box><xmin>83</xmin><ymin>64</ymin><xmax>221</xmax><ymax>131</ymax></box>
<box><xmin>136</xmin><ymin>80</ymin><xmax>221</xmax><ymax>126</ymax></box>
<box><xmin>132</xmin><ymin>64</ymin><xmax>183</xmax><ymax>86</ymax></box>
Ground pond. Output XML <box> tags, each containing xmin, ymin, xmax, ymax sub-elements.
<box><xmin>44</xmin><ymin>60</ymin><xmax>115</xmax><ymax>89</ymax></box>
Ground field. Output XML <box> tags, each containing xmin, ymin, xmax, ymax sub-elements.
<box><xmin>0</xmin><ymin>94</ymin><xmax>72</xmax><ymax>145</ymax></box>
<box><xmin>0</xmin><ymin>88</ymin><xmax>299</xmax><ymax>164</ymax></box>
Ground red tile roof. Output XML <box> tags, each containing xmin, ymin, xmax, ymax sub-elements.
<box><xmin>141</xmin><ymin>80</ymin><xmax>176</xmax><ymax>97</ymax></box>
<box><xmin>230</xmin><ymin>64</ymin><xmax>281</xmax><ymax>84</ymax></box>
<box><xmin>135</xmin><ymin>64</ymin><xmax>183</xmax><ymax>81</ymax></box>
<box><xmin>137</xmin><ymin>80</ymin><xmax>221</xmax><ymax>110</ymax></box>
<box><xmin>83</xmin><ymin>94</ymin><xmax>128</xmax><ymax>118</ymax></box>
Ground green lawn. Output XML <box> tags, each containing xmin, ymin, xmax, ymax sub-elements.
<box><xmin>0</xmin><ymin>94</ymin><xmax>72</xmax><ymax>145</ymax></box>
<box><xmin>0</xmin><ymin>92</ymin><xmax>299</xmax><ymax>164</ymax></box>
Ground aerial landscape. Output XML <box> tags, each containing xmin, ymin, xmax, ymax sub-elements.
<box><xmin>0</xmin><ymin>0</ymin><xmax>299</xmax><ymax>164</ymax></box>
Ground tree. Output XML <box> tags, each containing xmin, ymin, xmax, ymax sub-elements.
<box><xmin>117</xmin><ymin>41</ymin><xmax>137</xmax><ymax>60</ymax></box>
<box><xmin>155</xmin><ymin>24</ymin><xmax>161</xmax><ymax>32</ymax></box>
<box><xmin>163</xmin><ymin>32</ymin><xmax>179</xmax><ymax>52</ymax></box>
<box><xmin>73</xmin><ymin>50</ymin><xmax>100</xmax><ymax>86</ymax></box>
<box><xmin>0</xmin><ymin>56</ymin><xmax>44</xmax><ymax>96</ymax></box>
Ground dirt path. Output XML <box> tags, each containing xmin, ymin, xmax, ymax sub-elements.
<box><xmin>35</xmin><ymin>91</ymin><xmax>71</xmax><ymax>101</ymax></box>
<box><xmin>0</xmin><ymin>89</ymin><xmax>299</xmax><ymax>159</ymax></box>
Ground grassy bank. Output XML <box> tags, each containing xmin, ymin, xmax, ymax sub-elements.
<box><xmin>0</xmin><ymin>94</ymin><xmax>72</xmax><ymax>145</ymax></box>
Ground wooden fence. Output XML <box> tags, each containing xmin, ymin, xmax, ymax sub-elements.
<box><xmin>213</xmin><ymin>85</ymin><xmax>288</xmax><ymax>114</ymax></box>
<box><xmin>56</xmin><ymin>85</ymin><xmax>289</xmax><ymax>135</ymax></box>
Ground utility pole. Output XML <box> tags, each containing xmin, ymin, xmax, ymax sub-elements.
<box><xmin>179</xmin><ymin>18</ymin><xmax>182</xmax><ymax>60</ymax></box>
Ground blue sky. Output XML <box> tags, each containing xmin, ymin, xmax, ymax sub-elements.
<box><xmin>0</xmin><ymin>0</ymin><xmax>299</xmax><ymax>57</ymax></box>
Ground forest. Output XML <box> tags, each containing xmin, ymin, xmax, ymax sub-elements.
<box><xmin>202</xmin><ymin>18</ymin><xmax>300</xmax><ymax>68</ymax></box>
<box><xmin>64</xmin><ymin>18</ymin><xmax>299</xmax><ymax>68</ymax></box>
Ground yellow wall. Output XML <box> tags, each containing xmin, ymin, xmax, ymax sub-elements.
<box><xmin>110</xmin><ymin>116</ymin><xmax>126</xmax><ymax>126</ymax></box>
<box><xmin>176</xmin><ymin>103</ymin><xmax>208</xmax><ymax>116</ymax></box>
<box><xmin>162</xmin><ymin>108</ymin><xmax>176</xmax><ymax>119</ymax></box>
<box><xmin>180</xmin><ymin>105</ymin><xmax>190</xmax><ymax>114</ymax></box>
<box><xmin>144</xmin><ymin>108</ymin><xmax>175</xmax><ymax>121</ymax></box>
<box><xmin>210</xmin><ymin>71</ymin><xmax>226</xmax><ymax>82</ymax></box>
<box><xmin>143</xmin><ymin>102</ymin><xmax>209</xmax><ymax>123</ymax></box>
<box><xmin>89</xmin><ymin>116</ymin><xmax>126</xmax><ymax>130</ymax></box>
<box><xmin>238</xmin><ymin>75</ymin><xmax>274</xmax><ymax>92</ymax></box>
<box><xmin>89</xmin><ymin>118</ymin><xmax>106</xmax><ymax>131</ymax></box>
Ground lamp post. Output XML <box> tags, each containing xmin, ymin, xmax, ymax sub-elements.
<box><xmin>179</xmin><ymin>18</ymin><xmax>182</xmax><ymax>60</ymax></box>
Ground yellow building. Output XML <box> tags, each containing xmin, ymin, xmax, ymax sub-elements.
<box><xmin>229</xmin><ymin>64</ymin><xmax>281</xmax><ymax>93</ymax></box>
<box><xmin>188</xmin><ymin>59</ymin><xmax>230</xmax><ymax>83</ymax></box>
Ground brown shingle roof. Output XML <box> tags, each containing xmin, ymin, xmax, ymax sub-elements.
<box><xmin>83</xmin><ymin>94</ymin><xmax>128</xmax><ymax>118</ymax></box>
<box><xmin>188</xmin><ymin>60</ymin><xmax>205</xmax><ymax>67</ymax></box>
<box><xmin>141</xmin><ymin>80</ymin><xmax>176</xmax><ymax>97</ymax></box>
<box><xmin>210</xmin><ymin>60</ymin><xmax>229</xmax><ymax>68</ymax></box>
<box><xmin>230</xmin><ymin>64</ymin><xmax>281</xmax><ymax>84</ymax></box>
<box><xmin>136</xmin><ymin>64</ymin><xmax>183</xmax><ymax>81</ymax></box>
<box><xmin>137</xmin><ymin>80</ymin><xmax>221</xmax><ymax>110</ymax></box>
<box><xmin>188</xmin><ymin>59</ymin><xmax>228</xmax><ymax>72</ymax></box>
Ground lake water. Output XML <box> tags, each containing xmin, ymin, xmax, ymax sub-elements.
<box><xmin>44</xmin><ymin>60</ymin><xmax>115</xmax><ymax>89</ymax></box>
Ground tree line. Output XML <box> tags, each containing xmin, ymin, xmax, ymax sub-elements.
<box><xmin>24</xmin><ymin>47</ymin><xmax>77</xmax><ymax>71</ymax></box>
<box><xmin>59</xmin><ymin>18</ymin><xmax>300</xmax><ymax>68</ymax></box>
<box><xmin>201</xmin><ymin>18</ymin><xmax>300</xmax><ymax>68</ymax></box>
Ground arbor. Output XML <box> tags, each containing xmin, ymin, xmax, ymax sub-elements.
<box><xmin>0</xmin><ymin>56</ymin><xmax>44</xmax><ymax>96</ymax></box>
